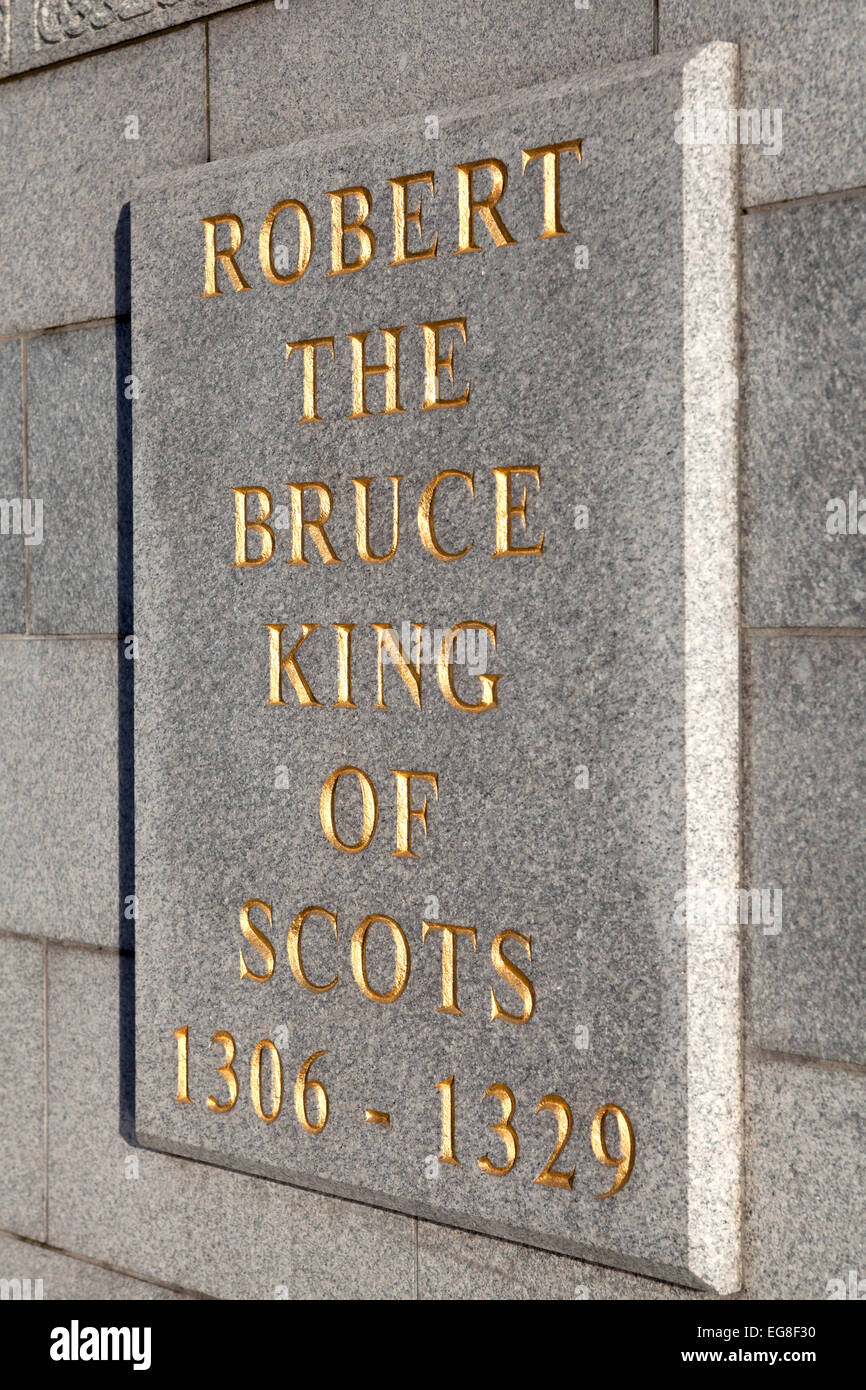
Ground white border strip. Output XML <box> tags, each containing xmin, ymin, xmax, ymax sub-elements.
<box><xmin>682</xmin><ymin>42</ymin><xmax>742</xmax><ymax>1294</ymax></box>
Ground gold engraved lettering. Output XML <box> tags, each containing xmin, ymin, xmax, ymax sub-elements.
<box><xmin>534</xmin><ymin>1094</ymin><xmax>575</xmax><ymax>1190</ymax></box>
<box><xmin>422</xmin><ymin>920</ymin><xmax>477</xmax><ymax>1015</ymax></box>
<box><xmin>417</xmin><ymin>469</ymin><xmax>474</xmax><ymax>560</ymax></box>
<box><xmin>232</xmin><ymin>487</ymin><xmax>274</xmax><ymax>567</ymax></box>
<box><xmin>437</xmin><ymin>1075</ymin><xmax>460</xmax><ymax>1166</ymax></box>
<box><xmin>173</xmin><ymin>1026</ymin><xmax>192</xmax><ymax>1105</ymax></box>
<box><xmin>286</xmin><ymin>906</ymin><xmax>339</xmax><ymax>994</ymax></box>
<box><xmin>207</xmin><ymin>1031</ymin><xmax>239</xmax><ymax>1114</ymax></box>
<box><xmin>285</xmin><ymin>337</ymin><xmax>335</xmax><ymax>423</ymax></box>
<box><xmin>327</xmin><ymin>186</ymin><xmax>375</xmax><ymax>276</ymax></box>
<box><xmin>295</xmin><ymin>1051</ymin><xmax>329</xmax><ymax>1134</ymax></box>
<box><xmin>365</xmin><ymin>1108</ymin><xmax>391</xmax><ymax>1127</ymax></box>
<box><xmin>491</xmin><ymin>465</ymin><xmax>544</xmax><ymax>557</ymax></box>
<box><xmin>372</xmin><ymin>622</ymin><xmax>424</xmax><ymax>710</ymax></box>
<box><xmin>392</xmin><ymin>769</ymin><xmax>439</xmax><ymax>858</ymax></box>
<box><xmin>353</xmin><ymin>476</ymin><xmax>401</xmax><ymax>564</ymax></box>
<box><xmin>419</xmin><ymin>317</ymin><xmax>471</xmax><ymax>411</ymax></box>
<box><xmin>332</xmin><ymin>622</ymin><xmax>357</xmax><ymax>708</ymax></box>
<box><xmin>388</xmin><ymin>171</ymin><xmax>438</xmax><ymax>265</ymax></box>
<box><xmin>347</xmin><ymin>327</ymin><xmax>405</xmax><ymax>418</ymax></box>
<box><xmin>591</xmin><ymin>1104</ymin><xmax>635</xmax><ymax>1197</ymax></box>
<box><xmin>521</xmin><ymin>139</ymin><xmax>583</xmax><ymax>239</ymax></box>
<box><xmin>287</xmin><ymin>481</ymin><xmax>341</xmax><ymax>565</ymax></box>
<box><xmin>238</xmin><ymin>898</ymin><xmax>276</xmax><ymax>982</ymax></box>
<box><xmin>453</xmin><ymin>158</ymin><xmax>517</xmax><ymax>254</ymax></box>
<box><xmin>437</xmin><ymin>621</ymin><xmax>501</xmax><ymax>712</ymax></box>
<box><xmin>250</xmin><ymin>1039</ymin><xmax>283</xmax><ymax>1123</ymax></box>
<box><xmin>259</xmin><ymin>198</ymin><xmax>315</xmax><ymax>284</ymax></box>
<box><xmin>201</xmin><ymin>214</ymin><xmax>251</xmax><ymax>297</ymax></box>
<box><xmin>477</xmin><ymin>1082</ymin><xmax>519</xmax><ymax>1176</ymax></box>
<box><xmin>351</xmin><ymin>914</ymin><xmax>411</xmax><ymax>1003</ymax></box>
<box><xmin>266</xmin><ymin>622</ymin><xmax>321</xmax><ymax>707</ymax></box>
<box><xmin>320</xmin><ymin>765</ymin><xmax>378</xmax><ymax>853</ymax></box>
<box><xmin>490</xmin><ymin>928</ymin><xmax>536</xmax><ymax>1024</ymax></box>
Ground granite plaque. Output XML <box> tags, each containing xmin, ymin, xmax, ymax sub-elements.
<box><xmin>132</xmin><ymin>44</ymin><xmax>741</xmax><ymax>1291</ymax></box>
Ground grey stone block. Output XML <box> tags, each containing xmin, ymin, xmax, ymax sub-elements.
<box><xmin>209</xmin><ymin>0</ymin><xmax>652</xmax><ymax>160</ymax></box>
<box><xmin>4</xmin><ymin>0</ymin><xmax>245</xmax><ymax>79</ymax></box>
<box><xmin>742</xmin><ymin>198</ymin><xmax>866</xmax><ymax>628</ymax></box>
<box><xmin>661</xmin><ymin>0</ymin><xmax>866</xmax><ymax>205</ymax></box>
<box><xmin>27</xmin><ymin>324</ymin><xmax>122</xmax><ymax>635</ymax></box>
<box><xmin>46</xmin><ymin>945</ymin><xmax>415</xmax><ymax>1299</ymax></box>
<box><xmin>744</xmin><ymin>1056</ymin><xmax>866</xmax><ymax>1299</ymax></box>
<box><xmin>0</xmin><ymin>339</ymin><xmax>25</xmax><ymax>632</ymax></box>
<box><xmin>418</xmin><ymin>1222</ymin><xmax>706</xmax><ymax>1300</ymax></box>
<box><xmin>0</xmin><ymin>26</ymin><xmax>206</xmax><ymax>335</ymax></box>
<box><xmin>0</xmin><ymin>638</ymin><xmax>122</xmax><ymax>946</ymax></box>
<box><xmin>745</xmin><ymin>635</ymin><xmax>866</xmax><ymax>1065</ymax></box>
<box><xmin>0</xmin><ymin>935</ymin><xmax>45</xmax><ymax>1239</ymax></box>
<box><xmin>131</xmin><ymin>47</ymin><xmax>741</xmax><ymax>1291</ymax></box>
<box><xmin>0</xmin><ymin>1232</ymin><xmax>192</xmax><ymax>1300</ymax></box>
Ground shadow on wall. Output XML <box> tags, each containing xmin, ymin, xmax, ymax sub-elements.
<box><xmin>116</xmin><ymin>202</ymin><xmax>136</xmax><ymax>1147</ymax></box>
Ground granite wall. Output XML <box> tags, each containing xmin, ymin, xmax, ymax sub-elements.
<box><xmin>0</xmin><ymin>0</ymin><xmax>863</xmax><ymax>1300</ymax></box>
